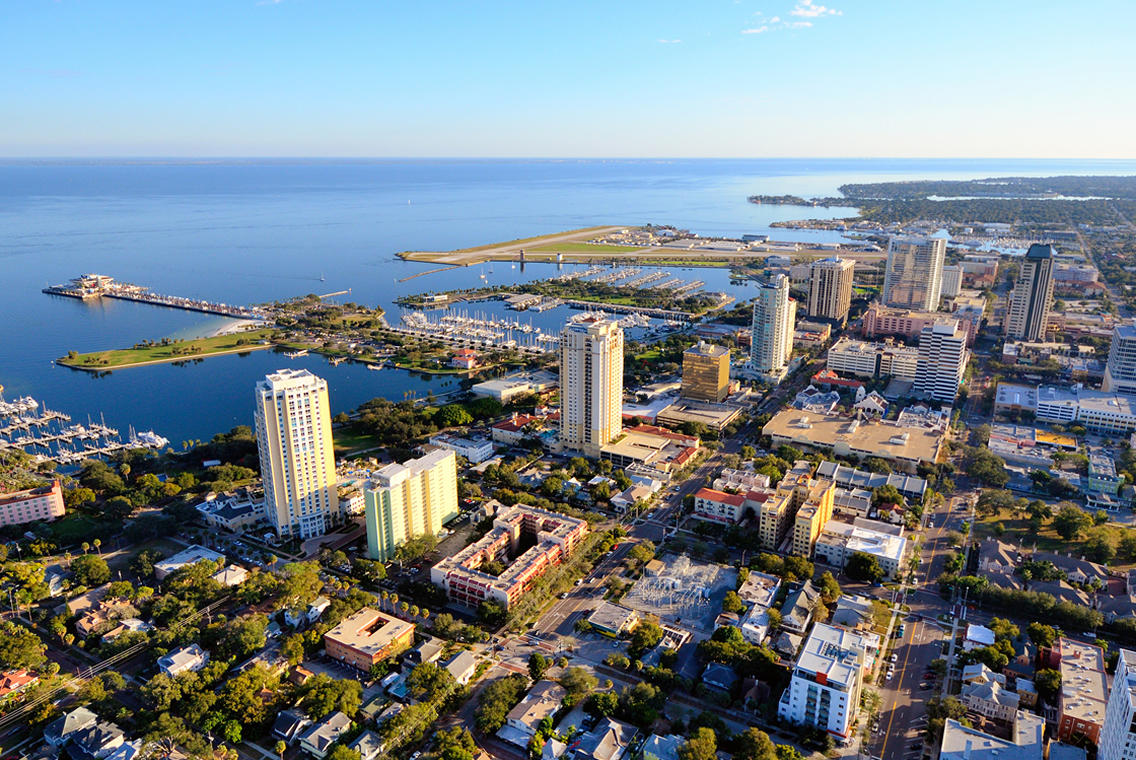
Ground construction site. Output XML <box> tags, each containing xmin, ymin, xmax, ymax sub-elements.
<box><xmin>622</xmin><ymin>553</ymin><xmax>737</xmax><ymax>633</ymax></box>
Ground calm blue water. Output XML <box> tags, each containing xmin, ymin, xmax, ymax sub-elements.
<box><xmin>2</xmin><ymin>158</ymin><xmax>1135</xmax><ymax>446</ymax></box>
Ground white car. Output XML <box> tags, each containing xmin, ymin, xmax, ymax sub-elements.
<box><xmin>885</xmin><ymin>672</ymin><xmax>893</xmax><ymax>681</ymax></box>
<box><xmin>891</xmin><ymin>654</ymin><xmax>899</xmax><ymax>663</ymax></box>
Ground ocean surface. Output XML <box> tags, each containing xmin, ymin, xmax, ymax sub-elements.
<box><xmin>2</xmin><ymin>158</ymin><xmax>1135</xmax><ymax>450</ymax></box>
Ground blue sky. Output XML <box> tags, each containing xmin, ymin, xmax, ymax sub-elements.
<box><xmin>3</xmin><ymin>1</ymin><xmax>1134</xmax><ymax>157</ymax></box>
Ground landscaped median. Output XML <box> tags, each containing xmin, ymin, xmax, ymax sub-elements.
<box><xmin>57</xmin><ymin>329</ymin><xmax>277</xmax><ymax>370</ymax></box>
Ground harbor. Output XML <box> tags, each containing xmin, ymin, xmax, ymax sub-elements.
<box><xmin>44</xmin><ymin>273</ymin><xmax>268</xmax><ymax>320</ymax></box>
<box><xmin>0</xmin><ymin>393</ymin><xmax>170</xmax><ymax>466</ymax></box>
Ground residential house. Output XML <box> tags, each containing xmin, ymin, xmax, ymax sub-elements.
<box><xmin>1030</xmin><ymin>552</ymin><xmax>1109</xmax><ymax>586</ymax></box>
<box><xmin>702</xmin><ymin>663</ymin><xmax>738</xmax><ymax>692</ymax></box>
<box><xmin>573</xmin><ymin>717</ymin><xmax>637</xmax><ymax>760</ymax></box>
<box><xmin>978</xmin><ymin>540</ymin><xmax>1018</xmax><ymax>574</ymax></box>
<box><xmin>299</xmin><ymin>712</ymin><xmax>353</xmax><ymax>759</ymax></box>
<box><xmin>272</xmin><ymin>709</ymin><xmax>311</xmax><ymax>743</ymax></box>
<box><xmin>772</xmin><ymin>632</ymin><xmax>803</xmax><ymax>659</ymax></box>
<box><xmin>406</xmin><ymin>637</ymin><xmax>447</xmax><ymax>667</ymax></box>
<box><xmin>499</xmin><ymin>680</ymin><xmax>567</xmax><ymax>749</ymax></box>
<box><xmin>211</xmin><ymin>564</ymin><xmax>250</xmax><ymax>587</ymax></box>
<box><xmin>1016</xmin><ymin>679</ymin><xmax>1038</xmax><ymax>708</ymax></box>
<box><xmin>780</xmin><ymin>580</ymin><xmax>820</xmax><ymax>635</ymax></box>
<box><xmin>347</xmin><ymin>731</ymin><xmax>384</xmax><ymax>760</ymax></box>
<box><xmin>0</xmin><ymin>670</ymin><xmax>38</xmax><ymax>700</ymax></box>
<box><xmin>961</xmin><ymin>663</ymin><xmax>1006</xmax><ymax>686</ymax></box>
<box><xmin>964</xmin><ymin>625</ymin><xmax>996</xmax><ymax>652</ymax></box>
<box><xmin>157</xmin><ymin>643</ymin><xmax>209</xmax><ymax>677</ymax></box>
<box><xmin>45</xmin><ymin>706</ymin><xmax>98</xmax><ymax>747</ymax></box>
<box><xmin>286</xmin><ymin>596</ymin><xmax>332</xmax><ymax>628</ymax></box>
<box><xmin>961</xmin><ymin>679</ymin><xmax>1020</xmax><ymax>722</ymax></box>
<box><xmin>543</xmin><ymin>738</ymin><xmax>568</xmax><ymax>760</ymax></box>
<box><xmin>444</xmin><ymin>650</ymin><xmax>479</xmax><ymax>686</ymax></box>
<box><xmin>71</xmin><ymin>721</ymin><xmax>126</xmax><ymax>760</ymax></box>
<box><xmin>641</xmin><ymin>734</ymin><xmax>683</xmax><ymax>760</ymax></box>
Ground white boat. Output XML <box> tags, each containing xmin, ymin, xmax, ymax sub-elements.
<box><xmin>368</xmin><ymin>363</ymin><xmax>384</xmax><ymax>371</ymax></box>
<box><xmin>133</xmin><ymin>430</ymin><xmax>170</xmax><ymax>449</ymax></box>
<box><xmin>284</xmin><ymin>349</ymin><xmax>309</xmax><ymax>359</ymax></box>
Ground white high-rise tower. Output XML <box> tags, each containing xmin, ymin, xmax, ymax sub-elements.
<box><xmin>254</xmin><ymin>369</ymin><xmax>341</xmax><ymax>540</ymax></box>
<box><xmin>751</xmin><ymin>275</ymin><xmax>796</xmax><ymax>382</ymax></box>
<box><xmin>560</xmin><ymin>317</ymin><xmax>624</xmax><ymax>458</ymax></box>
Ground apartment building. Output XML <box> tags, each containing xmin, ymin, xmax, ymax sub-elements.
<box><xmin>560</xmin><ymin>318</ymin><xmax>624</xmax><ymax>458</ymax></box>
<box><xmin>364</xmin><ymin>449</ymin><xmax>459</xmax><ymax>563</ymax></box>
<box><xmin>807</xmin><ymin>257</ymin><xmax>855</xmax><ymax>325</ymax></box>
<box><xmin>881</xmin><ymin>231</ymin><xmax>948</xmax><ymax>311</ymax></box>
<box><xmin>778</xmin><ymin>623</ymin><xmax>876</xmax><ymax>739</ymax></box>
<box><xmin>324</xmin><ymin>608</ymin><xmax>415</xmax><ymax>671</ymax></box>
<box><xmin>254</xmin><ymin>369</ymin><xmax>341</xmax><ymax>540</ymax></box>
<box><xmin>692</xmin><ymin>488</ymin><xmax>747</xmax><ymax>525</ymax></box>
<box><xmin>431</xmin><ymin>504</ymin><xmax>587</xmax><ymax>609</ymax></box>
<box><xmin>0</xmin><ymin>480</ymin><xmax>65</xmax><ymax>527</ymax></box>
<box><xmin>913</xmin><ymin>321</ymin><xmax>969</xmax><ymax>403</ymax></box>
<box><xmin>792</xmin><ymin>480</ymin><xmax>836</xmax><ymax>557</ymax></box>
<box><xmin>751</xmin><ymin>275</ymin><xmax>796</xmax><ymax>382</ymax></box>
<box><xmin>1101</xmin><ymin>648</ymin><xmax>1136</xmax><ymax>760</ymax></box>
<box><xmin>827</xmin><ymin>337</ymin><xmax>920</xmax><ymax>381</ymax></box>
<box><xmin>862</xmin><ymin>302</ymin><xmax>978</xmax><ymax>346</ymax></box>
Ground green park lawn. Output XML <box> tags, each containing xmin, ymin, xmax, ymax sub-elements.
<box><xmin>61</xmin><ymin>329</ymin><xmax>275</xmax><ymax>369</ymax></box>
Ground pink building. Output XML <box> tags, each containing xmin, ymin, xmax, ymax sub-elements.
<box><xmin>862</xmin><ymin>303</ymin><xmax>977</xmax><ymax>346</ymax></box>
<box><xmin>0</xmin><ymin>480</ymin><xmax>65</xmax><ymax>527</ymax></box>
<box><xmin>450</xmin><ymin>349</ymin><xmax>479</xmax><ymax>370</ymax></box>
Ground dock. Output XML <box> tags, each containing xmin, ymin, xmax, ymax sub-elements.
<box><xmin>43</xmin><ymin>273</ymin><xmax>268</xmax><ymax>320</ymax></box>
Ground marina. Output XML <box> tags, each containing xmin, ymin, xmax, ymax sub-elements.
<box><xmin>44</xmin><ymin>274</ymin><xmax>268</xmax><ymax>320</ymax></box>
<box><xmin>0</xmin><ymin>393</ymin><xmax>170</xmax><ymax>465</ymax></box>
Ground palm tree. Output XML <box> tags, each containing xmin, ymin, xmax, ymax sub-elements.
<box><xmin>400</xmin><ymin>601</ymin><xmax>409</xmax><ymax>617</ymax></box>
<box><xmin>420</xmin><ymin>609</ymin><xmax>429</xmax><ymax>624</ymax></box>
<box><xmin>93</xmin><ymin>539</ymin><xmax>102</xmax><ymax>555</ymax></box>
<box><xmin>81</xmin><ymin>542</ymin><xmax>90</xmax><ymax>555</ymax></box>
<box><xmin>119</xmin><ymin>463</ymin><xmax>131</xmax><ymax>482</ymax></box>
<box><xmin>274</xmin><ymin>740</ymin><xmax>286</xmax><ymax>760</ymax></box>
<box><xmin>409</xmin><ymin>605</ymin><xmax>420</xmax><ymax>620</ymax></box>
<box><xmin>380</xmin><ymin>591</ymin><xmax>389</xmax><ymax>612</ymax></box>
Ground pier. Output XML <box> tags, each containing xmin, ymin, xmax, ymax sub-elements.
<box><xmin>44</xmin><ymin>273</ymin><xmax>267</xmax><ymax>320</ymax></box>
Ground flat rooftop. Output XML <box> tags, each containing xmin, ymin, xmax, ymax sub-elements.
<box><xmin>794</xmin><ymin>623</ymin><xmax>875</xmax><ymax>689</ymax></box>
<box><xmin>1058</xmin><ymin>638</ymin><xmax>1107</xmax><ymax>725</ymax></box>
<box><xmin>656</xmin><ymin>399</ymin><xmax>744</xmax><ymax>431</ymax></box>
<box><xmin>324</xmin><ymin>608</ymin><xmax>414</xmax><ymax>657</ymax></box>
<box><xmin>763</xmin><ymin>411</ymin><xmax>942</xmax><ymax>466</ymax></box>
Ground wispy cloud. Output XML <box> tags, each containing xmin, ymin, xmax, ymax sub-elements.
<box><xmin>257</xmin><ymin>0</ymin><xmax>282</xmax><ymax>5</ymax></box>
<box><xmin>658</xmin><ymin>39</ymin><xmax>681</xmax><ymax>43</ymax></box>
<box><xmin>791</xmin><ymin>0</ymin><xmax>841</xmax><ymax>17</ymax></box>
<box><xmin>19</xmin><ymin>68</ymin><xmax>81</xmax><ymax>78</ymax></box>
<box><xmin>742</xmin><ymin>26</ymin><xmax>769</xmax><ymax>34</ymax></box>
<box><xmin>786</xmin><ymin>21</ymin><xmax>813</xmax><ymax>28</ymax></box>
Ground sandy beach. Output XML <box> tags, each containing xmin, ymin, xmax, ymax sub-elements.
<box><xmin>206</xmin><ymin>319</ymin><xmax>267</xmax><ymax>338</ymax></box>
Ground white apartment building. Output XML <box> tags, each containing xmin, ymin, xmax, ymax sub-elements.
<box><xmin>914</xmin><ymin>321</ymin><xmax>969</xmax><ymax>403</ymax></box>
<box><xmin>813</xmin><ymin>521</ymin><xmax>906</xmax><ymax>579</ymax></box>
<box><xmin>1104</xmin><ymin>325</ymin><xmax>1136</xmax><ymax>395</ymax></box>
<box><xmin>941</xmin><ymin>264</ymin><xmax>963</xmax><ymax>297</ymax></box>
<box><xmin>751</xmin><ymin>275</ymin><xmax>796</xmax><ymax>382</ymax></box>
<box><xmin>560</xmin><ymin>318</ymin><xmax>624</xmax><ymax>458</ymax></box>
<box><xmin>827</xmin><ymin>337</ymin><xmax>920</xmax><ymax>381</ymax></box>
<box><xmin>1005</xmin><ymin>244</ymin><xmax>1056</xmax><ymax>342</ymax></box>
<box><xmin>778</xmin><ymin>623</ymin><xmax>875</xmax><ymax>739</ymax></box>
<box><xmin>254</xmin><ymin>369</ymin><xmax>341</xmax><ymax>540</ymax></box>
<box><xmin>807</xmin><ymin>257</ymin><xmax>855</xmax><ymax>325</ymax></box>
<box><xmin>427</xmin><ymin>434</ymin><xmax>496</xmax><ymax>464</ymax></box>
<box><xmin>1101</xmin><ymin>648</ymin><xmax>1136</xmax><ymax>760</ymax></box>
<box><xmin>364</xmin><ymin>449</ymin><xmax>459</xmax><ymax>563</ymax></box>
<box><xmin>882</xmin><ymin>231</ymin><xmax>948</xmax><ymax>311</ymax></box>
<box><xmin>692</xmin><ymin>488</ymin><xmax>747</xmax><ymax>525</ymax></box>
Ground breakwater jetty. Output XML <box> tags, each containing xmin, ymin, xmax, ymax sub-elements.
<box><xmin>44</xmin><ymin>273</ymin><xmax>267</xmax><ymax>320</ymax></box>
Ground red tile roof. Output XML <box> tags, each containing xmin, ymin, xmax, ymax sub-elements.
<box><xmin>492</xmin><ymin>414</ymin><xmax>537</xmax><ymax>433</ymax></box>
<box><xmin>0</xmin><ymin>670</ymin><xmax>37</xmax><ymax>698</ymax></box>
<box><xmin>812</xmin><ymin>368</ymin><xmax>864</xmax><ymax>388</ymax></box>
<box><xmin>694</xmin><ymin>488</ymin><xmax>746</xmax><ymax>508</ymax></box>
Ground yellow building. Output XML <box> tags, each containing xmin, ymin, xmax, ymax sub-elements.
<box><xmin>364</xmin><ymin>449</ymin><xmax>459</xmax><ymax>562</ymax></box>
<box><xmin>254</xmin><ymin>369</ymin><xmax>341</xmax><ymax>540</ymax></box>
<box><xmin>758</xmin><ymin>461</ymin><xmax>815</xmax><ymax>551</ymax></box>
<box><xmin>682</xmin><ymin>342</ymin><xmax>730</xmax><ymax>403</ymax></box>
<box><xmin>560</xmin><ymin>318</ymin><xmax>624</xmax><ymax>458</ymax></box>
<box><xmin>792</xmin><ymin>480</ymin><xmax>836</xmax><ymax>557</ymax></box>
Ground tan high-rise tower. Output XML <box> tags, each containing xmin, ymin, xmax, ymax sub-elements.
<box><xmin>807</xmin><ymin>257</ymin><xmax>855</xmax><ymax>325</ymax></box>
<box><xmin>882</xmin><ymin>231</ymin><xmax>948</xmax><ymax>311</ymax></box>
<box><xmin>682</xmin><ymin>342</ymin><xmax>730</xmax><ymax>403</ymax></box>
<box><xmin>254</xmin><ymin>369</ymin><xmax>341</xmax><ymax>540</ymax></box>
<box><xmin>560</xmin><ymin>318</ymin><xmax>624</xmax><ymax>458</ymax></box>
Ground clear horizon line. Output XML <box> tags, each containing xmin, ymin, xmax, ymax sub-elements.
<box><xmin>2</xmin><ymin>156</ymin><xmax>1136</xmax><ymax>163</ymax></box>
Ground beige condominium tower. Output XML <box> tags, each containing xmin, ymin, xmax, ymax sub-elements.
<box><xmin>254</xmin><ymin>369</ymin><xmax>341</xmax><ymax>540</ymax></box>
<box><xmin>882</xmin><ymin>231</ymin><xmax>948</xmax><ymax>311</ymax></box>
<box><xmin>365</xmin><ymin>449</ymin><xmax>459</xmax><ymax>562</ymax></box>
<box><xmin>750</xmin><ymin>274</ymin><xmax>796</xmax><ymax>382</ymax></box>
<box><xmin>682</xmin><ymin>342</ymin><xmax>730</xmax><ymax>403</ymax></box>
<box><xmin>560</xmin><ymin>317</ymin><xmax>624</xmax><ymax>458</ymax></box>
<box><xmin>807</xmin><ymin>256</ymin><xmax>856</xmax><ymax>325</ymax></box>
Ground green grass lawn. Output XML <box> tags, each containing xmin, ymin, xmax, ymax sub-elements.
<box><xmin>107</xmin><ymin>536</ymin><xmax>187</xmax><ymax>573</ymax></box>
<box><xmin>47</xmin><ymin>515</ymin><xmax>115</xmax><ymax>546</ymax></box>
<box><xmin>333</xmin><ymin>427</ymin><xmax>386</xmax><ymax>457</ymax></box>
<box><xmin>61</xmin><ymin>329</ymin><xmax>275</xmax><ymax>368</ymax></box>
